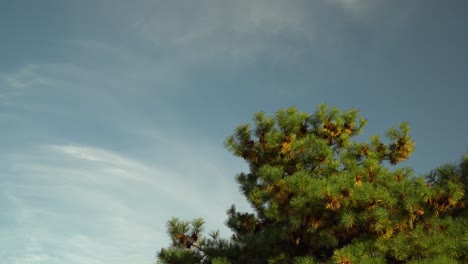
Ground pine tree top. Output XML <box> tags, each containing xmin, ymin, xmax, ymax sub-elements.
<box><xmin>158</xmin><ymin>105</ymin><xmax>467</xmax><ymax>264</ymax></box>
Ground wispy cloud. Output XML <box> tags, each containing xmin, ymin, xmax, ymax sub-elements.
<box><xmin>0</xmin><ymin>64</ymin><xmax>49</xmax><ymax>89</ymax></box>
<box><xmin>0</xmin><ymin>64</ymin><xmax>52</xmax><ymax>106</ymax></box>
<box><xmin>50</xmin><ymin>145</ymin><xmax>137</xmax><ymax>167</ymax></box>
<box><xmin>0</xmin><ymin>141</ymin><xmax>246</xmax><ymax>263</ymax></box>
<box><xmin>130</xmin><ymin>0</ymin><xmax>316</xmax><ymax>64</ymax></box>
<box><xmin>331</xmin><ymin>0</ymin><xmax>372</xmax><ymax>14</ymax></box>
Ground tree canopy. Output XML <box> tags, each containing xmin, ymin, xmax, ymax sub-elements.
<box><xmin>157</xmin><ymin>105</ymin><xmax>467</xmax><ymax>264</ymax></box>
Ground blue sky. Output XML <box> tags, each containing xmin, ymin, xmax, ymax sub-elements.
<box><xmin>1</xmin><ymin>0</ymin><xmax>467</xmax><ymax>263</ymax></box>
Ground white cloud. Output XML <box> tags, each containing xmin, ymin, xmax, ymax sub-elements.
<box><xmin>0</xmin><ymin>65</ymin><xmax>52</xmax><ymax>106</ymax></box>
<box><xmin>0</xmin><ymin>141</ymin><xmax>247</xmax><ymax>263</ymax></box>
<box><xmin>50</xmin><ymin>145</ymin><xmax>136</xmax><ymax>166</ymax></box>
<box><xmin>45</xmin><ymin>144</ymin><xmax>230</xmax><ymax>211</ymax></box>
<box><xmin>0</xmin><ymin>64</ymin><xmax>49</xmax><ymax>89</ymax></box>
<box><xmin>0</xmin><ymin>63</ymin><xmax>99</xmax><ymax>104</ymax></box>
<box><xmin>329</xmin><ymin>0</ymin><xmax>415</xmax><ymax>27</ymax></box>
<box><xmin>130</xmin><ymin>0</ymin><xmax>315</xmax><ymax>64</ymax></box>
<box><xmin>328</xmin><ymin>0</ymin><xmax>385</xmax><ymax>17</ymax></box>
<box><xmin>332</xmin><ymin>0</ymin><xmax>370</xmax><ymax>13</ymax></box>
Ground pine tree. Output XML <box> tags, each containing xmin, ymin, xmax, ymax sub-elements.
<box><xmin>157</xmin><ymin>105</ymin><xmax>467</xmax><ymax>264</ymax></box>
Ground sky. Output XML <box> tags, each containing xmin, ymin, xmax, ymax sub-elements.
<box><xmin>0</xmin><ymin>0</ymin><xmax>467</xmax><ymax>263</ymax></box>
